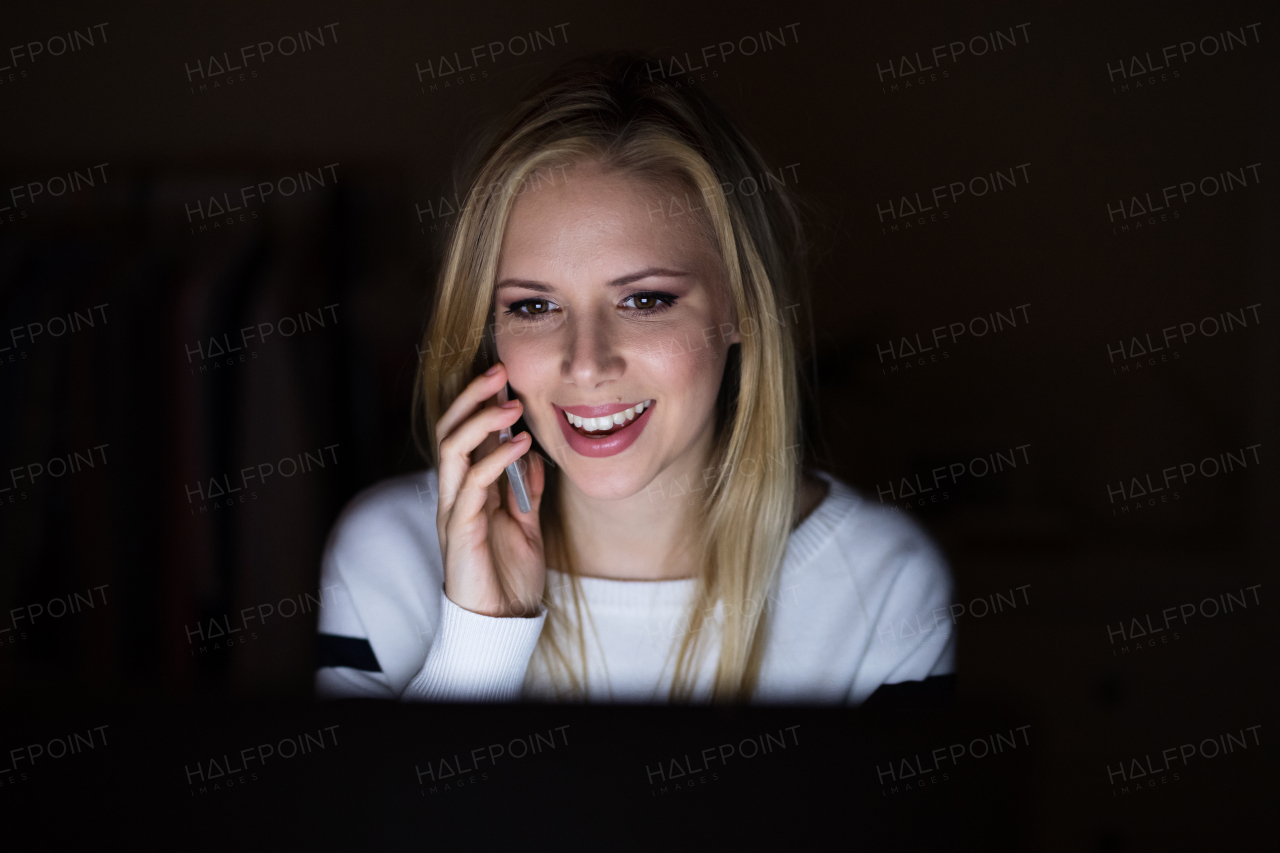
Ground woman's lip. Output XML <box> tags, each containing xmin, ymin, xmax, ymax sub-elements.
<box><xmin>553</xmin><ymin>400</ymin><xmax>653</xmax><ymax>458</ymax></box>
<box><xmin>555</xmin><ymin>401</ymin><xmax>649</xmax><ymax>418</ymax></box>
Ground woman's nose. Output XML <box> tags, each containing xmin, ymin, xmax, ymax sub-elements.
<box><xmin>562</xmin><ymin>309</ymin><xmax>624</xmax><ymax>388</ymax></box>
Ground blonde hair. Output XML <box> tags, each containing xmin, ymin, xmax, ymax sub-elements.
<box><xmin>415</xmin><ymin>54</ymin><xmax>809</xmax><ymax>701</ymax></box>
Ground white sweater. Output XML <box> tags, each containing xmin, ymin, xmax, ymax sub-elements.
<box><xmin>314</xmin><ymin>468</ymin><xmax>956</xmax><ymax>704</ymax></box>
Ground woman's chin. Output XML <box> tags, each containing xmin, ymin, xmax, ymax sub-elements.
<box><xmin>558</xmin><ymin>458</ymin><xmax>660</xmax><ymax>503</ymax></box>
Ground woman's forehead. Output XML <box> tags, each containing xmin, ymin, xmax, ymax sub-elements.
<box><xmin>498</xmin><ymin>165</ymin><xmax>718</xmax><ymax>280</ymax></box>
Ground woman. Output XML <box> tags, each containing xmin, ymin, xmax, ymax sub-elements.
<box><xmin>315</xmin><ymin>54</ymin><xmax>955</xmax><ymax>703</ymax></box>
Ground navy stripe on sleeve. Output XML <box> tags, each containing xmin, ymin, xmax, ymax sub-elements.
<box><xmin>316</xmin><ymin>633</ymin><xmax>383</xmax><ymax>672</ymax></box>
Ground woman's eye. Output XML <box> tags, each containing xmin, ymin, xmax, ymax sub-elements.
<box><xmin>621</xmin><ymin>292</ymin><xmax>678</xmax><ymax>314</ymax></box>
<box><xmin>506</xmin><ymin>298</ymin><xmax>559</xmax><ymax>319</ymax></box>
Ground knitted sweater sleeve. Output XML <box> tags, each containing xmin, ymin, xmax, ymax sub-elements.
<box><xmin>315</xmin><ymin>469</ymin><xmax>545</xmax><ymax>702</ymax></box>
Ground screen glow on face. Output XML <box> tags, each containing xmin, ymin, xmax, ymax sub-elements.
<box><xmin>493</xmin><ymin>161</ymin><xmax>740</xmax><ymax>502</ymax></box>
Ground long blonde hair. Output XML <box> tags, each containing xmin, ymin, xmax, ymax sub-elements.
<box><xmin>415</xmin><ymin>54</ymin><xmax>809</xmax><ymax>701</ymax></box>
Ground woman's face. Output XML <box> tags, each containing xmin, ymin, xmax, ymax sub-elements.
<box><xmin>494</xmin><ymin>160</ymin><xmax>740</xmax><ymax>501</ymax></box>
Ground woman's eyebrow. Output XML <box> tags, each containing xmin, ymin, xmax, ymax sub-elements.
<box><xmin>495</xmin><ymin>268</ymin><xmax>689</xmax><ymax>292</ymax></box>
<box><xmin>609</xmin><ymin>267</ymin><xmax>688</xmax><ymax>287</ymax></box>
<box><xmin>495</xmin><ymin>279</ymin><xmax>553</xmax><ymax>293</ymax></box>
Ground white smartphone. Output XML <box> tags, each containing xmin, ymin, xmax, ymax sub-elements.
<box><xmin>484</xmin><ymin>322</ymin><xmax>532</xmax><ymax>513</ymax></box>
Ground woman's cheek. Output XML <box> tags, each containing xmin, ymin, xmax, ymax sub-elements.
<box><xmin>501</xmin><ymin>332</ymin><xmax>559</xmax><ymax>425</ymax></box>
<box><xmin>631</xmin><ymin>325</ymin><xmax>725</xmax><ymax>404</ymax></box>
<box><xmin>629</xmin><ymin>317</ymin><xmax>718</xmax><ymax>364</ymax></box>
<box><xmin>500</xmin><ymin>322</ymin><xmax>562</xmax><ymax>380</ymax></box>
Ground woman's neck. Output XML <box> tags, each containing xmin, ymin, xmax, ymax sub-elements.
<box><xmin>552</xmin><ymin>435</ymin><xmax>828</xmax><ymax>583</ymax></box>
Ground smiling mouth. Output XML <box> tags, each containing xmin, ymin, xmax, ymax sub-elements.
<box><xmin>561</xmin><ymin>400</ymin><xmax>652</xmax><ymax>438</ymax></box>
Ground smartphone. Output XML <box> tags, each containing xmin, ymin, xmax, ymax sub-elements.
<box><xmin>483</xmin><ymin>321</ymin><xmax>532</xmax><ymax>514</ymax></box>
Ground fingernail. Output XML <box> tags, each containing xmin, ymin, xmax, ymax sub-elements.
<box><xmin>514</xmin><ymin>431</ymin><xmax>530</xmax><ymax>442</ymax></box>
<box><xmin>484</xmin><ymin>364</ymin><xmax>502</xmax><ymax>376</ymax></box>
<box><xmin>501</xmin><ymin>399</ymin><xmax>521</xmax><ymax>409</ymax></box>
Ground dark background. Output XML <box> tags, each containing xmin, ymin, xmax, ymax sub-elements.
<box><xmin>1</xmin><ymin>1</ymin><xmax>1274</xmax><ymax>848</ymax></box>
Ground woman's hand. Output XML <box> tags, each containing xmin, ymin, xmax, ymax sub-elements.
<box><xmin>434</xmin><ymin>363</ymin><xmax>547</xmax><ymax>617</ymax></box>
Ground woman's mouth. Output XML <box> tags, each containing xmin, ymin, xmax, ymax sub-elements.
<box><xmin>561</xmin><ymin>400</ymin><xmax>652</xmax><ymax>438</ymax></box>
<box><xmin>552</xmin><ymin>400</ymin><xmax>655</xmax><ymax>458</ymax></box>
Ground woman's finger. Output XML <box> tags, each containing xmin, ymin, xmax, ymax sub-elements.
<box><xmin>436</xmin><ymin>399</ymin><xmax>525</xmax><ymax>518</ymax></box>
<box><xmin>434</xmin><ymin>363</ymin><xmax>508</xmax><ymax>450</ymax></box>
<box><xmin>525</xmin><ymin>449</ymin><xmax>546</xmax><ymax>514</ymax></box>
<box><xmin>448</xmin><ymin>431</ymin><xmax>532</xmax><ymax>535</ymax></box>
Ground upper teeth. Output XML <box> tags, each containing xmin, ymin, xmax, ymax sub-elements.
<box><xmin>565</xmin><ymin>400</ymin><xmax>651</xmax><ymax>432</ymax></box>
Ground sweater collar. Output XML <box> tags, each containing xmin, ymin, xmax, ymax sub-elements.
<box><xmin>543</xmin><ymin>470</ymin><xmax>859</xmax><ymax>606</ymax></box>
<box><xmin>780</xmin><ymin>470</ymin><xmax>860</xmax><ymax>574</ymax></box>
